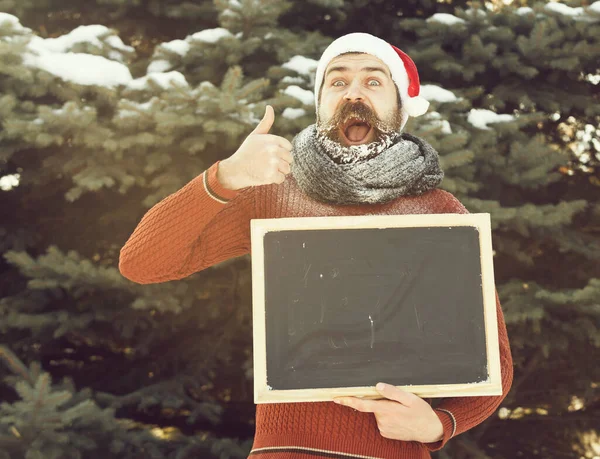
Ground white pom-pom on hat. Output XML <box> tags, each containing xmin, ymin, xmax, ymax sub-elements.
<box><xmin>314</xmin><ymin>32</ymin><xmax>430</xmax><ymax>118</ymax></box>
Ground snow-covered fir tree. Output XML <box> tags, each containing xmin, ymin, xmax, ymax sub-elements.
<box><xmin>0</xmin><ymin>0</ymin><xmax>599</xmax><ymax>457</ymax></box>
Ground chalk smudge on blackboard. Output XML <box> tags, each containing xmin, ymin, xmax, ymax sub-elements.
<box><xmin>414</xmin><ymin>303</ymin><xmax>421</xmax><ymax>331</ymax></box>
<box><xmin>328</xmin><ymin>336</ymin><xmax>341</xmax><ymax>349</ymax></box>
<box><xmin>369</xmin><ymin>314</ymin><xmax>375</xmax><ymax>348</ymax></box>
<box><xmin>303</xmin><ymin>263</ymin><xmax>311</xmax><ymax>287</ymax></box>
<box><xmin>289</xmin><ymin>297</ymin><xmax>299</xmax><ymax>336</ymax></box>
<box><xmin>320</xmin><ymin>296</ymin><xmax>325</xmax><ymax>323</ymax></box>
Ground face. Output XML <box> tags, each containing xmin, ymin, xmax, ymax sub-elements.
<box><xmin>317</xmin><ymin>53</ymin><xmax>404</xmax><ymax>147</ymax></box>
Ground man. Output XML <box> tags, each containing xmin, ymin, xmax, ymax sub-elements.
<box><xmin>119</xmin><ymin>32</ymin><xmax>513</xmax><ymax>459</ymax></box>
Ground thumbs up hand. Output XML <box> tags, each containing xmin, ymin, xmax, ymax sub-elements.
<box><xmin>217</xmin><ymin>105</ymin><xmax>294</xmax><ymax>190</ymax></box>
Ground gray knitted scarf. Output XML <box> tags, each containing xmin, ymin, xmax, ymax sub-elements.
<box><xmin>290</xmin><ymin>124</ymin><xmax>444</xmax><ymax>205</ymax></box>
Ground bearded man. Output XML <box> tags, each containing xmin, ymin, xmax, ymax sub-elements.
<box><xmin>119</xmin><ymin>32</ymin><xmax>513</xmax><ymax>459</ymax></box>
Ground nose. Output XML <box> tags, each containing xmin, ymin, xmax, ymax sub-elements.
<box><xmin>343</xmin><ymin>80</ymin><xmax>364</xmax><ymax>103</ymax></box>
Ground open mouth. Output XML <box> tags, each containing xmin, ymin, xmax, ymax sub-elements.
<box><xmin>340</xmin><ymin>118</ymin><xmax>373</xmax><ymax>145</ymax></box>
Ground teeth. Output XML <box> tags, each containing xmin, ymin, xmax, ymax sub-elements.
<box><xmin>344</xmin><ymin>115</ymin><xmax>366</xmax><ymax>124</ymax></box>
<box><xmin>344</xmin><ymin>118</ymin><xmax>369</xmax><ymax>127</ymax></box>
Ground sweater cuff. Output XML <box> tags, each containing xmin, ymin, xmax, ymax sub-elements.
<box><xmin>424</xmin><ymin>408</ymin><xmax>456</xmax><ymax>452</ymax></box>
<box><xmin>204</xmin><ymin>161</ymin><xmax>240</xmax><ymax>204</ymax></box>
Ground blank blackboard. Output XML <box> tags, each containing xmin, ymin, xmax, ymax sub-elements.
<box><xmin>250</xmin><ymin>214</ymin><xmax>501</xmax><ymax>403</ymax></box>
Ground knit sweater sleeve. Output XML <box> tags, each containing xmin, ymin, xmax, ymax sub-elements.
<box><xmin>118</xmin><ymin>161</ymin><xmax>255</xmax><ymax>284</ymax></box>
<box><xmin>424</xmin><ymin>192</ymin><xmax>514</xmax><ymax>452</ymax></box>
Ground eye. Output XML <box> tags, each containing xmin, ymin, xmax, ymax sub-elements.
<box><xmin>368</xmin><ymin>79</ymin><xmax>381</xmax><ymax>86</ymax></box>
<box><xmin>332</xmin><ymin>80</ymin><xmax>345</xmax><ymax>87</ymax></box>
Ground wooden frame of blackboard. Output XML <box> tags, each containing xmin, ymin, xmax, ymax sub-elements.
<box><xmin>250</xmin><ymin>213</ymin><xmax>501</xmax><ymax>404</ymax></box>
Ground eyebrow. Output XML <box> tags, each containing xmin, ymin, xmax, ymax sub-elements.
<box><xmin>325</xmin><ymin>66</ymin><xmax>390</xmax><ymax>79</ymax></box>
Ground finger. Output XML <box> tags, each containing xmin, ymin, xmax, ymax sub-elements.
<box><xmin>266</xmin><ymin>145</ymin><xmax>291</xmax><ymax>165</ymax></box>
<box><xmin>375</xmin><ymin>383</ymin><xmax>420</xmax><ymax>407</ymax></box>
<box><xmin>276</xmin><ymin>146</ymin><xmax>293</xmax><ymax>164</ymax></box>
<box><xmin>273</xmin><ymin>135</ymin><xmax>293</xmax><ymax>151</ymax></box>
<box><xmin>262</xmin><ymin>134</ymin><xmax>293</xmax><ymax>153</ymax></box>
<box><xmin>334</xmin><ymin>397</ymin><xmax>379</xmax><ymax>413</ymax></box>
<box><xmin>278</xmin><ymin>159</ymin><xmax>291</xmax><ymax>175</ymax></box>
<box><xmin>251</xmin><ymin>105</ymin><xmax>274</xmax><ymax>136</ymax></box>
<box><xmin>272</xmin><ymin>171</ymin><xmax>286</xmax><ymax>184</ymax></box>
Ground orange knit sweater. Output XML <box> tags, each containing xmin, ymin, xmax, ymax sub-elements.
<box><xmin>119</xmin><ymin>161</ymin><xmax>514</xmax><ymax>459</ymax></box>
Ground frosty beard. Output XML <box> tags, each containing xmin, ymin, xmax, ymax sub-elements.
<box><xmin>316</xmin><ymin>101</ymin><xmax>404</xmax><ymax>164</ymax></box>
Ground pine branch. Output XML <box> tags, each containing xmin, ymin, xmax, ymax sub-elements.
<box><xmin>512</xmin><ymin>414</ymin><xmax>600</xmax><ymax>423</ymax></box>
<box><xmin>0</xmin><ymin>345</ymin><xmax>31</xmax><ymax>383</ymax></box>
<box><xmin>455</xmin><ymin>434</ymin><xmax>493</xmax><ymax>459</ymax></box>
<box><xmin>221</xmin><ymin>66</ymin><xmax>243</xmax><ymax>94</ymax></box>
<box><xmin>471</xmin><ymin>349</ymin><xmax>544</xmax><ymax>442</ymax></box>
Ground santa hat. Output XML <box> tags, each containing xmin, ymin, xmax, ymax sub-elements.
<box><xmin>314</xmin><ymin>32</ymin><xmax>429</xmax><ymax>119</ymax></box>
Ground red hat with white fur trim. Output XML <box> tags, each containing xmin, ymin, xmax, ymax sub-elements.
<box><xmin>314</xmin><ymin>32</ymin><xmax>429</xmax><ymax>119</ymax></box>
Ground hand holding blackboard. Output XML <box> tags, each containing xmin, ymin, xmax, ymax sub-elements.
<box><xmin>334</xmin><ymin>382</ymin><xmax>444</xmax><ymax>443</ymax></box>
<box><xmin>251</xmin><ymin>213</ymin><xmax>502</xmax><ymax>403</ymax></box>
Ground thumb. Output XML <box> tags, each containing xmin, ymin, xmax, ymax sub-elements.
<box><xmin>375</xmin><ymin>383</ymin><xmax>419</xmax><ymax>406</ymax></box>
<box><xmin>250</xmin><ymin>105</ymin><xmax>274</xmax><ymax>135</ymax></box>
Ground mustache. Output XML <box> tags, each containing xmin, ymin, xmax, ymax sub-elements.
<box><xmin>316</xmin><ymin>101</ymin><xmax>404</xmax><ymax>146</ymax></box>
<box><xmin>327</xmin><ymin>101</ymin><xmax>380</xmax><ymax>130</ymax></box>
